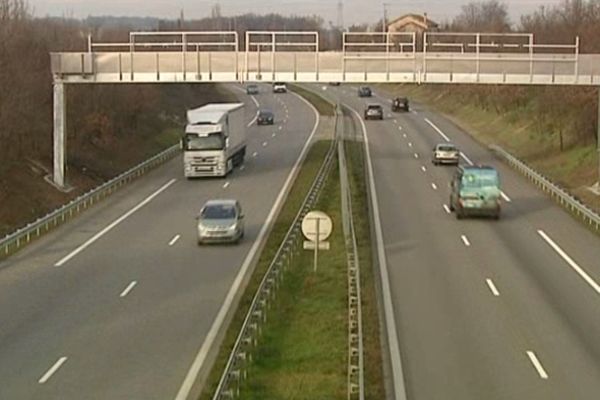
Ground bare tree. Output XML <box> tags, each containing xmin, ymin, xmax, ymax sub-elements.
<box><xmin>451</xmin><ymin>0</ymin><xmax>512</xmax><ymax>32</ymax></box>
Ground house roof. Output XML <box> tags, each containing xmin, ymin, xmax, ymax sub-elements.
<box><xmin>387</xmin><ymin>13</ymin><xmax>439</xmax><ymax>30</ymax></box>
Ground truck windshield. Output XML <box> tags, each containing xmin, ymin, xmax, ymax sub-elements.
<box><xmin>461</xmin><ymin>170</ymin><xmax>499</xmax><ymax>189</ymax></box>
<box><xmin>184</xmin><ymin>133</ymin><xmax>225</xmax><ymax>151</ymax></box>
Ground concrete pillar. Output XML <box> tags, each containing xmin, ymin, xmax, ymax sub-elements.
<box><xmin>53</xmin><ymin>81</ymin><xmax>66</xmax><ymax>188</ymax></box>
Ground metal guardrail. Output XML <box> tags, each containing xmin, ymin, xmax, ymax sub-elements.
<box><xmin>337</xmin><ymin>106</ymin><xmax>365</xmax><ymax>400</ymax></box>
<box><xmin>490</xmin><ymin>144</ymin><xmax>600</xmax><ymax>231</ymax></box>
<box><xmin>212</xmin><ymin>126</ymin><xmax>338</xmax><ymax>399</ymax></box>
<box><xmin>0</xmin><ymin>144</ymin><xmax>181</xmax><ymax>260</ymax></box>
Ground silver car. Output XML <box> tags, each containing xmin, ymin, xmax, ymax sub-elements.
<box><xmin>196</xmin><ymin>199</ymin><xmax>245</xmax><ymax>244</ymax></box>
<box><xmin>432</xmin><ymin>143</ymin><xmax>460</xmax><ymax>165</ymax></box>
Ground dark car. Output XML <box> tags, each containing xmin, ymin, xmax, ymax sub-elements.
<box><xmin>364</xmin><ymin>104</ymin><xmax>384</xmax><ymax>120</ymax></box>
<box><xmin>257</xmin><ymin>109</ymin><xmax>274</xmax><ymax>125</ymax></box>
<box><xmin>358</xmin><ymin>86</ymin><xmax>372</xmax><ymax>97</ymax></box>
<box><xmin>246</xmin><ymin>84</ymin><xmax>259</xmax><ymax>95</ymax></box>
<box><xmin>392</xmin><ymin>97</ymin><xmax>409</xmax><ymax>112</ymax></box>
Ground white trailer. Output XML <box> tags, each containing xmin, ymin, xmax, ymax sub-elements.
<box><xmin>182</xmin><ymin>103</ymin><xmax>247</xmax><ymax>178</ymax></box>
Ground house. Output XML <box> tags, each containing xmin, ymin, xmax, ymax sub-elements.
<box><xmin>387</xmin><ymin>13</ymin><xmax>439</xmax><ymax>34</ymax></box>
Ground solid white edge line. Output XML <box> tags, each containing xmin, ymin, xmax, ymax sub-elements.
<box><xmin>526</xmin><ymin>351</ymin><xmax>549</xmax><ymax>379</ymax></box>
<box><xmin>38</xmin><ymin>357</ymin><xmax>68</xmax><ymax>384</ymax></box>
<box><xmin>443</xmin><ymin>204</ymin><xmax>451</xmax><ymax>214</ymax></box>
<box><xmin>347</xmin><ymin>105</ymin><xmax>409</xmax><ymax>400</ymax></box>
<box><xmin>460</xmin><ymin>152</ymin><xmax>474</xmax><ymax>166</ymax></box>
<box><xmin>461</xmin><ymin>235</ymin><xmax>471</xmax><ymax>247</ymax></box>
<box><xmin>424</xmin><ymin>118</ymin><xmax>451</xmax><ymax>142</ymax></box>
<box><xmin>246</xmin><ymin>111</ymin><xmax>259</xmax><ymax>128</ymax></box>
<box><xmin>500</xmin><ymin>191</ymin><xmax>512</xmax><ymax>202</ymax></box>
<box><xmin>174</xmin><ymin>88</ymin><xmax>321</xmax><ymax>400</ymax></box>
<box><xmin>537</xmin><ymin>230</ymin><xmax>600</xmax><ymax>294</ymax></box>
<box><xmin>120</xmin><ymin>280</ymin><xmax>138</xmax><ymax>298</ymax></box>
<box><xmin>168</xmin><ymin>234</ymin><xmax>181</xmax><ymax>246</ymax></box>
<box><xmin>486</xmin><ymin>279</ymin><xmax>500</xmax><ymax>296</ymax></box>
<box><xmin>54</xmin><ymin>179</ymin><xmax>177</xmax><ymax>267</ymax></box>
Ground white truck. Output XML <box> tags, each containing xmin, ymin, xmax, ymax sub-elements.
<box><xmin>182</xmin><ymin>103</ymin><xmax>247</xmax><ymax>178</ymax></box>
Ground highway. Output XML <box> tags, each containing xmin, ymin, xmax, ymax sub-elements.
<box><xmin>317</xmin><ymin>84</ymin><xmax>600</xmax><ymax>400</ymax></box>
<box><xmin>0</xmin><ymin>83</ymin><xmax>318</xmax><ymax>400</ymax></box>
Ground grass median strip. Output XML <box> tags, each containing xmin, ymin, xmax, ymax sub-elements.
<box><xmin>289</xmin><ymin>85</ymin><xmax>336</xmax><ymax>117</ymax></box>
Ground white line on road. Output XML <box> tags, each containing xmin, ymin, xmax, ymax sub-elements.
<box><xmin>414</xmin><ymin>153</ymin><xmax>419</xmax><ymax>159</ymax></box>
<box><xmin>501</xmin><ymin>191</ymin><xmax>512</xmax><ymax>202</ymax></box>
<box><xmin>262</xmin><ymin>141</ymin><xmax>268</xmax><ymax>147</ymax></box>
<box><xmin>421</xmin><ymin>166</ymin><xmax>427</xmax><ymax>172</ymax></box>
<box><xmin>39</xmin><ymin>357</ymin><xmax>68</xmax><ymax>384</ymax></box>
<box><xmin>486</xmin><ymin>279</ymin><xmax>500</xmax><ymax>296</ymax></box>
<box><xmin>175</xmin><ymin>87</ymin><xmax>322</xmax><ymax>400</ymax></box>
<box><xmin>527</xmin><ymin>351</ymin><xmax>549</xmax><ymax>379</ymax></box>
<box><xmin>168</xmin><ymin>234</ymin><xmax>181</xmax><ymax>246</ymax></box>
<box><xmin>398</xmin><ymin>126</ymin><xmax>403</xmax><ymax>131</ymax></box>
<box><xmin>246</xmin><ymin>111</ymin><xmax>259</xmax><ymax>128</ymax></box>
<box><xmin>424</xmin><ymin>118</ymin><xmax>451</xmax><ymax>142</ymax></box>
<box><xmin>408</xmin><ymin>142</ymin><xmax>413</xmax><ymax>147</ymax></box>
<box><xmin>252</xmin><ymin>152</ymin><xmax>258</xmax><ymax>157</ymax></box>
<box><xmin>278</xmin><ymin>126</ymin><xmax>283</xmax><ymax>130</ymax></box>
<box><xmin>272</xmin><ymin>132</ymin><xmax>276</xmax><ymax>137</ymax></box>
<box><xmin>443</xmin><ymin>204</ymin><xmax>451</xmax><ymax>214</ymax></box>
<box><xmin>431</xmin><ymin>183</ymin><xmax>438</xmax><ymax>190</ymax></box>
<box><xmin>537</xmin><ymin>230</ymin><xmax>600</xmax><ymax>294</ymax></box>
<box><xmin>347</xmin><ymin>105</ymin><xmax>409</xmax><ymax>400</ymax></box>
<box><xmin>461</xmin><ymin>235</ymin><xmax>471</xmax><ymax>247</ymax></box>
<box><xmin>120</xmin><ymin>280</ymin><xmax>138</xmax><ymax>298</ymax></box>
<box><xmin>411</xmin><ymin>110</ymin><xmax>418</xmax><ymax>114</ymax></box>
<box><xmin>393</xmin><ymin>119</ymin><xmax>398</xmax><ymax>124</ymax></box>
<box><xmin>54</xmin><ymin>179</ymin><xmax>177</xmax><ymax>267</ymax></box>
<box><xmin>223</xmin><ymin>181</ymin><xmax>230</xmax><ymax>189</ymax></box>
<box><xmin>460</xmin><ymin>152</ymin><xmax>474</xmax><ymax>165</ymax></box>
<box><xmin>240</xmin><ymin>165</ymin><xmax>246</xmax><ymax>171</ymax></box>
<box><xmin>402</xmin><ymin>133</ymin><xmax>407</xmax><ymax>138</ymax></box>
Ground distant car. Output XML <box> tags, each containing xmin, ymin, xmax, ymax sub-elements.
<box><xmin>273</xmin><ymin>82</ymin><xmax>287</xmax><ymax>93</ymax></box>
<box><xmin>392</xmin><ymin>97</ymin><xmax>409</xmax><ymax>112</ymax></box>
<box><xmin>364</xmin><ymin>104</ymin><xmax>384</xmax><ymax>120</ymax></box>
<box><xmin>432</xmin><ymin>143</ymin><xmax>460</xmax><ymax>165</ymax></box>
<box><xmin>449</xmin><ymin>165</ymin><xmax>501</xmax><ymax>219</ymax></box>
<box><xmin>257</xmin><ymin>109</ymin><xmax>274</xmax><ymax>125</ymax></box>
<box><xmin>246</xmin><ymin>84</ymin><xmax>259</xmax><ymax>95</ymax></box>
<box><xmin>196</xmin><ymin>199</ymin><xmax>245</xmax><ymax>244</ymax></box>
<box><xmin>358</xmin><ymin>86</ymin><xmax>372</xmax><ymax>97</ymax></box>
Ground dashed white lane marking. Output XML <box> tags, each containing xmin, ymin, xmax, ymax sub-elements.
<box><xmin>262</xmin><ymin>141</ymin><xmax>268</xmax><ymax>147</ymax></box>
<box><xmin>431</xmin><ymin>183</ymin><xmax>438</xmax><ymax>190</ymax></box>
<box><xmin>278</xmin><ymin>126</ymin><xmax>283</xmax><ymax>130</ymax></box>
<box><xmin>408</xmin><ymin>142</ymin><xmax>413</xmax><ymax>148</ymax></box>
<box><xmin>252</xmin><ymin>152</ymin><xmax>258</xmax><ymax>157</ymax></box>
<box><xmin>421</xmin><ymin>166</ymin><xmax>427</xmax><ymax>172</ymax></box>
<box><xmin>54</xmin><ymin>179</ymin><xmax>177</xmax><ymax>267</ymax></box>
<box><xmin>402</xmin><ymin>133</ymin><xmax>407</xmax><ymax>138</ymax></box>
<box><xmin>424</xmin><ymin>118</ymin><xmax>451</xmax><ymax>142</ymax></box>
<box><xmin>398</xmin><ymin>126</ymin><xmax>403</xmax><ymax>131</ymax></box>
<box><xmin>223</xmin><ymin>181</ymin><xmax>230</xmax><ymax>189</ymax></box>
<box><xmin>537</xmin><ymin>230</ymin><xmax>600</xmax><ymax>294</ymax></box>
<box><xmin>526</xmin><ymin>351</ymin><xmax>549</xmax><ymax>379</ymax></box>
<box><xmin>501</xmin><ymin>191</ymin><xmax>512</xmax><ymax>202</ymax></box>
<box><xmin>461</xmin><ymin>235</ymin><xmax>471</xmax><ymax>247</ymax></box>
<box><xmin>272</xmin><ymin>132</ymin><xmax>276</xmax><ymax>137</ymax></box>
<box><xmin>240</xmin><ymin>165</ymin><xmax>246</xmax><ymax>171</ymax></box>
<box><xmin>414</xmin><ymin>153</ymin><xmax>419</xmax><ymax>159</ymax></box>
<box><xmin>486</xmin><ymin>279</ymin><xmax>500</xmax><ymax>296</ymax></box>
<box><xmin>443</xmin><ymin>204</ymin><xmax>451</xmax><ymax>214</ymax></box>
<box><xmin>120</xmin><ymin>280</ymin><xmax>138</xmax><ymax>298</ymax></box>
<box><xmin>39</xmin><ymin>357</ymin><xmax>68</xmax><ymax>384</ymax></box>
<box><xmin>168</xmin><ymin>234</ymin><xmax>181</xmax><ymax>246</ymax></box>
<box><xmin>460</xmin><ymin>152</ymin><xmax>474</xmax><ymax>165</ymax></box>
<box><xmin>411</xmin><ymin>110</ymin><xmax>418</xmax><ymax>115</ymax></box>
<box><xmin>393</xmin><ymin>119</ymin><xmax>398</xmax><ymax>123</ymax></box>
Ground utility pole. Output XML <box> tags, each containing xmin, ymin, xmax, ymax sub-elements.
<box><xmin>382</xmin><ymin>3</ymin><xmax>390</xmax><ymax>33</ymax></box>
<box><xmin>337</xmin><ymin>0</ymin><xmax>344</xmax><ymax>31</ymax></box>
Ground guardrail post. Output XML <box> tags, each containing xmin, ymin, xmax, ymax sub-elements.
<box><xmin>53</xmin><ymin>81</ymin><xmax>67</xmax><ymax>188</ymax></box>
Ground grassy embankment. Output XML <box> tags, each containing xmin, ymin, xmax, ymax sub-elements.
<box><xmin>377</xmin><ymin>84</ymin><xmax>600</xmax><ymax>213</ymax></box>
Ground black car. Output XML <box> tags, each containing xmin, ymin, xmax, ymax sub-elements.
<box><xmin>246</xmin><ymin>84</ymin><xmax>259</xmax><ymax>95</ymax></box>
<box><xmin>358</xmin><ymin>86</ymin><xmax>372</xmax><ymax>97</ymax></box>
<box><xmin>364</xmin><ymin>104</ymin><xmax>384</xmax><ymax>120</ymax></box>
<box><xmin>257</xmin><ymin>109</ymin><xmax>274</xmax><ymax>125</ymax></box>
<box><xmin>392</xmin><ymin>97</ymin><xmax>409</xmax><ymax>112</ymax></box>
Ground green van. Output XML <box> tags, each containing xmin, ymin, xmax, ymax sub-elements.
<box><xmin>449</xmin><ymin>165</ymin><xmax>501</xmax><ymax>219</ymax></box>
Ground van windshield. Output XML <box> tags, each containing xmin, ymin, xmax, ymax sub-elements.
<box><xmin>461</xmin><ymin>169</ymin><xmax>499</xmax><ymax>189</ymax></box>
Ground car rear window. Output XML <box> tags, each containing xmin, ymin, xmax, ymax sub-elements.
<box><xmin>437</xmin><ymin>145</ymin><xmax>457</xmax><ymax>151</ymax></box>
<box><xmin>368</xmin><ymin>105</ymin><xmax>382</xmax><ymax>110</ymax></box>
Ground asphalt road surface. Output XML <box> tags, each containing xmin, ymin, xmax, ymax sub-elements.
<box><xmin>317</xmin><ymin>83</ymin><xmax>600</xmax><ymax>400</ymax></box>
<box><xmin>0</xmin><ymin>83</ymin><xmax>317</xmax><ymax>400</ymax></box>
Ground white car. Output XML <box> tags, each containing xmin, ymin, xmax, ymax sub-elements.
<box><xmin>432</xmin><ymin>143</ymin><xmax>460</xmax><ymax>165</ymax></box>
<box><xmin>196</xmin><ymin>199</ymin><xmax>245</xmax><ymax>244</ymax></box>
<box><xmin>272</xmin><ymin>82</ymin><xmax>287</xmax><ymax>93</ymax></box>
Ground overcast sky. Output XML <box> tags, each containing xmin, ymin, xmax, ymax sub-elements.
<box><xmin>30</xmin><ymin>0</ymin><xmax>567</xmax><ymax>26</ymax></box>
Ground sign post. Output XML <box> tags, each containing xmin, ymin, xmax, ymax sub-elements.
<box><xmin>302</xmin><ymin>211</ymin><xmax>333</xmax><ymax>273</ymax></box>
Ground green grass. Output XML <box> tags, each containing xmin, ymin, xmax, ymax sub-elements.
<box><xmin>238</xmin><ymin>158</ymin><xmax>347</xmax><ymax>400</ymax></box>
<box><xmin>344</xmin><ymin>141</ymin><xmax>386</xmax><ymax>399</ymax></box>
<box><xmin>290</xmin><ymin>85</ymin><xmax>336</xmax><ymax>116</ymax></box>
<box><xmin>198</xmin><ymin>141</ymin><xmax>334</xmax><ymax>400</ymax></box>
